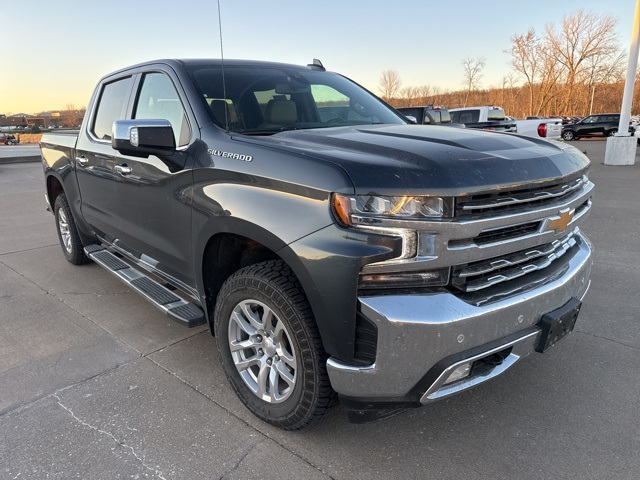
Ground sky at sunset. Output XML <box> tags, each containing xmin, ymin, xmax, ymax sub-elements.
<box><xmin>1</xmin><ymin>0</ymin><xmax>637</xmax><ymax>114</ymax></box>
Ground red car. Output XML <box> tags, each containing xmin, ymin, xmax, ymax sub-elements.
<box><xmin>0</xmin><ymin>133</ymin><xmax>19</xmax><ymax>145</ymax></box>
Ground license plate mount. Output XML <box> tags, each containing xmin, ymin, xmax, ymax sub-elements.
<box><xmin>535</xmin><ymin>297</ymin><xmax>582</xmax><ymax>353</ymax></box>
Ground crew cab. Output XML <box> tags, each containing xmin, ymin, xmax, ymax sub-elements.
<box><xmin>41</xmin><ymin>59</ymin><xmax>593</xmax><ymax>429</ymax></box>
<box><xmin>561</xmin><ymin>113</ymin><xmax>635</xmax><ymax>140</ymax></box>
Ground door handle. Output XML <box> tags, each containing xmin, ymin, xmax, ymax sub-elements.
<box><xmin>114</xmin><ymin>164</ymin><xmax>132</xmax><ymax>176</ymax></box>
<box><xmin>76</xmin><ymin>156</ymin><xmax>89</xmax><ymax>166</ymax></box>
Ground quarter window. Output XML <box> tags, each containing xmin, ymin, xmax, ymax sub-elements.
<box><xmin>92</xmin><ymin>77</ymin><xmax>133</xmax><ymax>141</ymax></box>
<box><xmin>134</xmin><ymin>72</ymin><xmax>190</xmax><ymax>147</ymax></box>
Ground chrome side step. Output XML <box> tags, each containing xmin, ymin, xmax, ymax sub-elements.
<box><xmin>84</xmin><ymin>245</ymin><xmax>206</xmax><ymax>328</ymax></box>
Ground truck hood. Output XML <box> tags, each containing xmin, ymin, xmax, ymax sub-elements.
<box><xmin>249</xmin><ymin>124</ymin><xmax>590</xmax><ymax>196</ymax></box>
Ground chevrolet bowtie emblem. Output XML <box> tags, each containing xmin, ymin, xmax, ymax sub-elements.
<box><xmin>546</xmin><ymin>209</ymin><xmax>575</xmax><ymax>233</ymax></box>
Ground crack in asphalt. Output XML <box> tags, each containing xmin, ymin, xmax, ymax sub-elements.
<box><xmin>147</xmin><ymin>355</ymin><xmax>336</xmax><ymax>480</ymax></box>
<box><xmin>218</xmin><ymin>440</ymin><xmax>263</xmax><ymax>480</ymax></box>
<box><xmin>53</xmin><ymin>393</ymin><xmax>168</xmax><ymax>480</ymax></box>
<box><xmin>574</xmin><ymin>329</ymin><xmax>640</xmax><ymax>350</ymax></box>
<box><xmin>0</xmin><ymin>243</ymin><xmax>59</xmax><ymax>257</ymax></box>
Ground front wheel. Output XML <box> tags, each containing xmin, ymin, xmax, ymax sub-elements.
<box><xmin>562</xmin><ymin>130</ymin><xmax>575</xmax><ymax>141</ymax></box>
<box><xmin>214</xmin><ymin>260</ymin><xmax>335</xmax><ymax>430</ymax></box>
<box><xmin>608</xmin><ymin>129</ymin><xmax>618</xmax><ymax>137</ymax></box>
<box><xmin>54</xmin><ymin>194</ymin><xmax>90</xmax><ymax>265</ymax></box>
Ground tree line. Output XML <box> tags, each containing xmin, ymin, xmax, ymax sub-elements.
<box><xmin>379</xmin><ymin>10</ymin><xmax>640</xmax><ymax>118</ymax></box>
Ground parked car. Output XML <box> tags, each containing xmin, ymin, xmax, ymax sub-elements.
<box><xmin>0</xmin><ymin>133</ymin><xmax>19</xmax><ymax>145</ymax></box>
<box><xmin>449</xmin><ymin>106</ymin><xmax>517</xmax><ymax>132</ymax></box>
<box><xmin>396</xmin><ymin>105</ymin><xmax>461</xmax><ymax>126</ymax></box>
<box><xmin>513</xmin><ymin>117</ymin><xmax>563</xmax><ymax>140</ymax></box>
<box><xmin>561</xmin><ymin>114</ymin><xmax>634</xmax><ymax>140</ymax></box>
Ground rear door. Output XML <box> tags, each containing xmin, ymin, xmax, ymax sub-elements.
<box><xmin>109</xmin><ymin>68</ymin><xmax>197</xmax><ymax>288</ymax></box>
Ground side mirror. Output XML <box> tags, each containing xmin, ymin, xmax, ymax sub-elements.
<box><xmin>112</xmin><ymin>119</ymin><xmax>176</xmax><ymax>158</ymax></box>
<box><xmin>405</xmin><ymin>115</ymin><xmax>418</xmax><ymax>124</ymax></box>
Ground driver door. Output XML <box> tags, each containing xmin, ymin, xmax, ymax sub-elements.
<box><xmin>109</xmin><ymin>69</ymin><xmax>196</xmax><ymax>287</ymax></box>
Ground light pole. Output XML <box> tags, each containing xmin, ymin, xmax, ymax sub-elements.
<box><xmin>604</xmin><ymin>0</ymin><xmax>640</xmax><ymax>165</ymax></box>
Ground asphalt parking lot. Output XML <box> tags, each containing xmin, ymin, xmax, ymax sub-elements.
<box><xmin>1</xmin><ymin>140</ymin><xmax>639</xmax><ymax>479</ymax></box>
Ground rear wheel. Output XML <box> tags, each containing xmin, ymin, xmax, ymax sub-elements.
<box><xmin>214</xmin><ymin>260</ymin><xmax>335</xmax><ymax>430</ymax></box>
<box><xmin>54</xmin><ymin>194</ymin><xmax>90</xmax><ymax>265</ymax></box>
<box><xmin>562</xmin><ymin>130</ymin><xmax>575</xmax><ymax>141</ymax></box>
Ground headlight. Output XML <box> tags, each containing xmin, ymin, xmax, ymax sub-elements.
<box><xmin>332</xmin><ymin>193</ymin><xmax>444</xmax><ymax>227</ymax></box>
<box><xmin>332</xmin><ymin>193</ymin><xmax>450</xmax><ymax>289</ymax></box>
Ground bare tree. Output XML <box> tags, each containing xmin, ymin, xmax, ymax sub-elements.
<box><xmin>545</xmin><ymin>9</ymin><xmax>620</xmax><ymax>114</ymax></box>
<box><xmin>379</xmin><ymin>70</ymin><xmax>402</xmax><ymax>101</ymax></box>
<box><xmin>582</xmin><ymin>50</ymin><xmax>626</xmax><ymax>114</ymax></box>
<box><xmin>61</xmin><ymin>104</ymin><xmax>84</xmax><ymax>128</ymax></box>
<box><xmin>396</xmin><ymin>86</ymin><xmax>419</xmax><ymax>107</ymax></box>
<box><xmin>508</xmin><ymin>29</ymin><xmax>541</xmax><ymax>115</ymax></box>
<box><xmin>462</xmin><ymin>57</ymin><xmax>486</xmax><ymax>106</ymax></box>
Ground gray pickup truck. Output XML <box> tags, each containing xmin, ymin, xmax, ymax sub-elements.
<box><xmin>41</xmin><ymin>59</ymin><xmax>593</xmax><ymax>430</ymax></box>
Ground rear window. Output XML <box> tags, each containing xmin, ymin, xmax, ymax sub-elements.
<box><xmin>487</xmin><ymin>108</ymin><xmax>505</xmax><ymax>121</ymax></box>
<box><xmin>426</xmin><ymin>109</ymin><xmax>451</xmax><ymax>124</ymax></box>
<box><xmin>453</xmin><ymin>110</ymin><xmax>480</xmax><ymax>124</ymax></box>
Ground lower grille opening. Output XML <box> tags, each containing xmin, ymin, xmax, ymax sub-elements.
<box><xmin>470</xmin><ymin>347</ymin><xmax>512</xmax><ymax>377</ymax></box>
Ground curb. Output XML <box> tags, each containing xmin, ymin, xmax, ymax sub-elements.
<box><xmin>0</xmin><ymin>156</ymin><xmax>41</xmax><ymax>165</ymax></box>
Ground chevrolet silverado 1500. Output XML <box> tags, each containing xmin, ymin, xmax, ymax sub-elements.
<box><xmin>41</xmin><ymin>59</ymin><xmax>593</xmax><ymax>429</ymax></box>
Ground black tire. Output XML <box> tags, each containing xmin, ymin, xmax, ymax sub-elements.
<box><xmin>214</xmin><ymin>259</ymin><xmax>336</xmax><ymax>430</ymax></box>
<box><xmin>54</xmin><ymin>194</ymin><xmax>90</xmax><ymax>265</ymax></box>
<box><xmin>608</xmin><ymin>129</ymin><xmax>617</xmax><ymax>137</ymax></box>
<box><xmin>562</xmin><ymin>130</ymin><xmax>575</xmax><ymax>141</ymax></box>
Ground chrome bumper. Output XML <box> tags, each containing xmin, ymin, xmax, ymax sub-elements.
<box><xmin>327</xmin><ymin>232</ymin><xmax>592</xmax><ymax>400</ymax></box>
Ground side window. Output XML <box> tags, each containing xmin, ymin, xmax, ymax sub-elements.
<box><xmin>92</xmin><ymin>77</ymin><xmax>133</xmax><ymax>141</ymax></box>
<box><xmin>458</xmin><ymin>110</ymin><xmax>479</xmax><ymax>124</ymax></box>
<box><xmin>134</xmin><ymin>72</ymin><xmax>190</xmax><ymax>147</ymax></box>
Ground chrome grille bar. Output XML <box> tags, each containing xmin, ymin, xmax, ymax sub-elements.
<box><xmin>459</xmin><ymin>176</ymin><xmax>586</xmax><ymax>212</ymax></box>
<box><xmin>452</xmin><ymin>230</ymin><xmax>578</xmax><ymax>292</ymax></box>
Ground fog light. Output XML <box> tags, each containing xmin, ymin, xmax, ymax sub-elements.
<box><xmin>443</xmin><ymin>362</ymin><xmax>472</xmax><ymax>386</ymax></box>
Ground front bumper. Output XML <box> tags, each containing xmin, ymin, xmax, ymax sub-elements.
<box><xmin>327</xmin><ymin>231</ymin><xmax>592</xmax><ymax>403</ymax></box>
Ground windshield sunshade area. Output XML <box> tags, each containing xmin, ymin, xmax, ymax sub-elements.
<box><xmin>187</xmin><ymin>63</ymin><xmax>406</xmax><ymax>135</ymax></box>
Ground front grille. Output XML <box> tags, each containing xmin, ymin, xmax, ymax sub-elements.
<box><xmin>451</xmin><ymin>230</ymin><xmax>578</xmax><ymax>293</ymax></box>
<box><xmin>450</xmin><ymin>221</ymin><xmax>542</xmax><ymax>247</ymax></box>
<box><xmin>456</xmin><ymin>176</ymin><xmax>586</xmax><ymax>217</ymax></box>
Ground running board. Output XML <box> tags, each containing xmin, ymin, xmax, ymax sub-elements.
<box><xmin>84</xmin><ymin>245</ymin><xmax>206</xmax><ymax>328</ymax></box>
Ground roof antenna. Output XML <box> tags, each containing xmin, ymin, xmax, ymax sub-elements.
<box><xmin>217</xmin><ymin>0</ymin><xmax>229</xmax><ymax>132</ymax></box>
<box><xmin>308</xmin><ymin>58</ymin><xmax>326</xmax><ymax>71</ymax></box>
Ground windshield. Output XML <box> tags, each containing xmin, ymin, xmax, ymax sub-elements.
<box><xmin>186</xmin><ymin>64</ymin><xmax>406</xmax><ymax>134</ymax></box>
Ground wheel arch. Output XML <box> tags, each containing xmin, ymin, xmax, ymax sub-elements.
<box><xmin>46</xmin><ymin>173</ymin><xmax>65</xmax><ymax>208</ymax></box>
<box><xmin>196</xmin><ymin>218</ymin><xmax>317</xmax><ymax>337</ymax></box>
<box><xmin>196</xmin><ymin>216</ymin><xmax>401</xmax><ymax>363</ymax></box>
